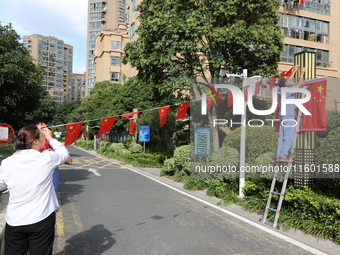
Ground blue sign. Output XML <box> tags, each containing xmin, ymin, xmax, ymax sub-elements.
<box><xmin>194</xmin><ymin>128</ymin><xmax>210</xmax><ymax>156</ymax></box>
<box><xmin>139</xmin><ymin>125</ymin><xmax>150</xmax><ymax>142</ymax></box>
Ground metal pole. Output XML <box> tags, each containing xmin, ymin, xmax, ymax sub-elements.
<box><xmin>239</xmin><ymin>69</ymin><xmax>248</xmax><ymax>198</ymax></box>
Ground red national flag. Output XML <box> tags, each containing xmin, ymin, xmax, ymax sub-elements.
<box><xmin>98</xmin><ymin>117</ymin><xmax>116</xmax><ymax>138</ymax></box>
<box><xmin>207</xmin><ymin>97</ymin><xmax>213</xmax><ymax>112</ymax></box>
<box><xmin>300</xmin><ymin>0</ymin><xmax>305</xmax><ymax>5</ymax></box>
<box><xmin>255</xmin><ymin>80</ymin><xmax>261</xmax><ymax>95</ymax></box>
<box><xmin>269</xmin><ymin>75</ymin><xmax>275</xmax><ymax>91</ymax></box>
<box><xmin>121</xmin><ymin>111</ymin><xmax>142</xmax><ymax>118</ymax></box>
<box><xmin>176</xmin><ymin>102</ymin><xmax>189</xmax><ymax>120</ymax></box>
<box><xmin>278</xmin><ymin>66</ymin><xmax>295</xmax><ymax>85</ymax></box>
<box><xmin>301</xmin><ymin>78</ymin><xmax>327</xmax><ymax>131</ymax></box>
<box><xmin>65</xmin><ymin>122</ymin><xmax>83</xmax><ymax>146</ymax></box>
<box><xmin>226</xmin><ymin>91</ymin><xmax>233</xmax><ymax>107</ymax></box>
<box><xmin>129</xmin><ymin>118</ymin><xmax>135</xmax><ymax>134</ymax></box>
<box><xmin>158</xmin><ymin>106</ymin><xmax>170</xmax><ymax>127</ymax></box>
<box><xmin>243</xmin><ymin>85</ymin><xmax>250</xmax><ymax>102</ymax></box>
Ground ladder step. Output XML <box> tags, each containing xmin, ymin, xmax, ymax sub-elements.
<box><xmin>267</xmin><ymin>207</ymin><xmax>278</xmax><ymax>212</ymax></box>
<box><xmin>271</xmin><ymin>191</ymin><xmax>283</xmax><ymax>196</ymax></box>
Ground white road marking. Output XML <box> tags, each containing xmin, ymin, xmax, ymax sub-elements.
<box><xmin>88</xmin><ymin>168</ymin><xmax>101</xmax><ymax>176</ymax></box>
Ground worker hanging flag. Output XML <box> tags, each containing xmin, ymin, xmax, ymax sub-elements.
<box><xmin>158</xmin><ymin>106</ymin><xmax>170</xmax><ymax>127</ymax></box>
<box><xmin>65</xmin><ymin>122</ymin><xmax>83</xmax><ymax>146</ymax></box>
<box><xmin>226</xmin><ymin>91</ymin><xmax>233</xmax><ymax>107</ymax></box>
<box><xmin>255</xmin><ymin>80</ymin><xmax>261</xmax><ymax>95</ymax></box>
<box><xmin>301</xmin><ymin>77</ymin><xmax>327</xmax><ymax>131</ymax></box>
<box><xmin>129</xmin><ymin>118</ymin><xmax>135</xmax><ymax>134</ymax></box>
<box><xmin>176</xmin><ymin>102</ymin><xmax>189</xmax><ymax>120</ymax></box>
<box><xmin>269</xmin><ymin>75</ymin><xmax>275</xmax><ymax>91</ymax></box>
<box><xmin>278</xmin><ymin>66</ymin><xmax>295</xmax><ymax>85</ymax></box>
<box><xmin>98</xmin><ymin>116</ymin><xmax>117</xmax><ymax>138</ymax></box>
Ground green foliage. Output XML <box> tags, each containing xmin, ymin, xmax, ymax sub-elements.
<box><xmin>109</xmin><ymin>143</ymin><xmax>126</xmax><ymax>152</ymax></box>
<box><xmin>0</xmin><ymin>23</ymin><xmax>47</xmax><ymax>129</ymax></box>
<box><xmin>128</xmin><ymin>143</ymin><xmax>143</xmax><ymax>153</ymax></box>
<box><xmin>160</xmin><ymin>158</ymin><xmax>176</xmax><ymax>176</ymax></box>
<box><xmin>173</xmin><ymin>145</ymin><xmax>191</xmax><ymax>175</ymax></box>
<box><xmin>183</xmin><ymin>178</ymin><xmax>208</xmax><ymax>191</ymax></box>
<box><xmin>315</xmin><ymin>130</ymin><xmax>340</xmax><ymax>167</ymax></box>
<box><xmin>0</xmin><ymin>143</ymin><xmax>15</xmax><ymax>158</ymax></box>
<box><xmin>327</xmin><ymin>111</ymin><xmax>340</xmax><ymax>132</ymax></box>
<box><xmin>223</xmin><ymin>126</ymin><xmax>278</xmax><ymax>164</ymax></box>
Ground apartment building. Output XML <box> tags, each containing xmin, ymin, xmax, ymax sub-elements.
<box><xmin>23</xmin><ymin>34</ymin><xmax>73</xmax><ymax>103</ymax></box>
<box><xmin>71</xmin><ymin>73</ymin><xmax>87</xmax><ymax>101</ymax></box>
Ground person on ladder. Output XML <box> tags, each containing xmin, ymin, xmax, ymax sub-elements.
<box><xmin>276</xmin><ymin>65</ymin><xmax>306</xmax><ymax>161</ymax></box>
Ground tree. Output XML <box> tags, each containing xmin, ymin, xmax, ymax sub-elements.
<box><xmin>0</xmin><ymin>23</ymin><xmax>45</xmax><ymax>129</ymax></box>
<box><xmin>123</xmin><ymin>0</ymin><xmax>283</xmax><ymax>149</ymax></box>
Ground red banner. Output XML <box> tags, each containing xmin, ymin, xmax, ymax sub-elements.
<box><xmin>226</xmin><ymin>91</ymin><xmax>233</xmax><ymax>107</ymax></box>
<box><xmin>121</xmin><ymin>111</ymin><xmax>142</xmax><ymax>118</ymax></box>
<box><xmin>129</xmin><ymin>118</ymin><xmax>135</xmax><ymax>134</ymax></box>
<box><xmin>255</xmin><ymin>81</ymin><xmax>261</xmax><ymax>95</ymax></box>
<box><xmin>158</xmin><ymin>106</ymin><xmax>170</xmax><ymax>127</ymax></box>
<box><xmin>98</xmin><ymin>117</ymin><xmax>116</xmax><ymax>138</ymax></box>
<box><xmin>243</xmin><ymin>85</ymin><xmax>249</xmax><ymax>102</ymax></box>
<box><xmin>301</xmin><ymin>78</ymin><xmax>327</xmax><ymax>131</ymax></box>
<box><xmin>176</xmin><ymin>102</ymin><xmax>189</xmax><ymax>120</ymax></box>
<box><xmin>269</xmin><ymin>75</ymin><xmax>275</xmax><ymax>91</ymax></box>
<box><xmin>65</xmin><ymin>122</ymin><xmax>83</xmax><ymax>146</ymax></box>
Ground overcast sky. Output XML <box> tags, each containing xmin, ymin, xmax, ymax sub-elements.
<box><xmin>0</xmin><ymin>0</ymin><xmax>87</xmax><ymax>74</ymax></box>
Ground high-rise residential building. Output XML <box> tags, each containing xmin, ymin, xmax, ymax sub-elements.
<box><xmin>86</xmin><ymin>0</ymin><xmax>140</xmax><ymax>96</ymax></box>
<box><xmin>23</xmin><ymin>34</ymin><xmax>73</xmax><ymax>103</ymax></box>
<box><xmin>71</xmin><ymin>73</ymin><xmax>87</xmax><ymax>101</ymax></box>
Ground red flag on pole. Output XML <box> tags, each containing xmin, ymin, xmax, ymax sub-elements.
<box><xmin>158</xmin><ymin>106</ymin><xmax>170</xmax><ymax>127</ymax></box>
<box><xmin>243</xmin><ymin>85</ymin><xmax>250</xmax><ymax>102</ymax></box>
<box><xmin>176</xmin><ymin>102</ymin><xmax>189</xmax><ymax>120</ymax></box>
<box><xmin>269</xmin><ymin>75</ymin><xmax>275</xmax><ymax>91</ymax></box>
<box><xmin>301</xmin><ymin>78</ymin><xmax>327</xmax><ymax>131</ymax></box>
<box><xmin>129</xmin><ymin>118</ymin><xmax>135</xmax><ymax>134</ymax></box>
<box><xmin>226</xmin><ymin>91</ymin><xmax>233</xmax><ymax>107</ymax></box>
<box><xmin>98</xmin><ymin>117</ymin><xmax>116</xmax><ymax>138</ymax></box>
<box><xmin>207</xmin><ymin>97</ymin><xmax>213</xmax><ymax>112</ymax></box>
<box><xmin>255</xmin><ymin>80</ymin><xmax>261</xmax><ymax>95</ymax></box>
<box><xmin>65</xmin><ymin>122</ymin><xmax>83</xmax><ymax>146</ymax></box>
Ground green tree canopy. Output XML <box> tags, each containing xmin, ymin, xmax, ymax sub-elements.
<box><xmin>0</xmin><ymin>23</ymin><xmax>45</xmax><ymax>129</ymax></box>
<box><xmin>123</xmin><ymin>0</ymin><xmax>283</xmax><ymax>80</ymax></box>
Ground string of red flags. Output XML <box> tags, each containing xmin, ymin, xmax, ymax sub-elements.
<box><xmin>64</xmin><ymin>122</ymin><xmax>84</xmax><ymax>146</ymax></box>
<box><xmin>98</xmin><ymin>117</ymin><xmax>117</xmax><ymax>139</ymax></box>
<box><xmin>158</xmin><ymin>106</ymin><xmax>171</xmax><ymax>127</ymax></box>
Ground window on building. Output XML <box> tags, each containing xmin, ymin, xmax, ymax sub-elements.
<box><xmin>90</xmin><ymin>31</ymin><xmax>100</xmax><ymax>39</ymax></box>
<box><xmin>130</xmin><ymin>22</ymin><xmax>135</xmax><ymax>40</ymax></box>
<box><xmin>88</xmin><ymin>59</ymin><xmax>95</xmax><ymax>68</ymax></box>
<box><xmin>132</xmin><ymin>0</ymin><xmax>136</xmax><ymax>12</ymax></box>
<box><xmin>88</xmin><ymin>78</ymin><xmax>95</xmax><ymax>87</ymax></box>
<box><xmin>89</xmin><ymin>41</ymin><xmax>96</xmax><ymax>49</ymax></box>
<box><xmin>110</xmin><ymin>56</ymin><xmax>121</xmax><ymax>66</ymax></box>
<box><xmin>88</xmin><ymin>69</ymin><xmax>95</xmax><ymax>77</ymax></box>
<box><xmin>281</xmin><ymin>44</ymin><xmax>329</xmax><ymax>67</ymax></box>
<box><xmin>90</xmin><ymin>3</ymin><xmax>105</xmax><ymax>11</ymax></box>
<box><xmin>110</xmin><ymin>72</ymin><xmax>120</xmax><ymax>82</ymax></box>
<box><xmin>90</xmin><ymin>21</ymin><xmax>104</xmax><ymax>30</ymax></box>
<box><xmin>89</xmin><ymin>50</ymin><xmax>96</xmax><ymax>58</ymax></box>
<box><xmin>111</xmin><ymin>41</ymin><xmax>121</xmax><ymax>50</ymax></box>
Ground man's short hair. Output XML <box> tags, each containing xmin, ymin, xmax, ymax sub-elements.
<box><xmin>278</xmin><ymin>77</ymin><xmax>287</xmax><ymax>88</ymax></box>
<box><xmin>27</xmin><ymin>117</ymin><xmax>47</xmax><ymax>126</ymax></box>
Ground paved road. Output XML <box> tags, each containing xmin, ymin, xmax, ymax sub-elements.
<box><xmin>53</xmin><ymin>146</ymin><xmax>323</xmax><ymax>255</ymax></box>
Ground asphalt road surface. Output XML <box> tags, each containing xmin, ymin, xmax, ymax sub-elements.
<box><xmin>53</xmin><ymin>146</ymin><xmax>320</xmax><ymax>255</ymax></box>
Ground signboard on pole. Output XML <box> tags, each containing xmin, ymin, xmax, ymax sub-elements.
<box><xmin>139</xmin><ymin>125</ymin><xmax>150</xmax><ymax>142</ymax></box>
<box><xmin>194</xmin><ymin>127</ymin><xmax>210</xmax><ymax>156</ymax></box>
<box><xmin>0</xmin><ymin>123</ymin><xmax>14</xmax><ymax>145</ymax></box>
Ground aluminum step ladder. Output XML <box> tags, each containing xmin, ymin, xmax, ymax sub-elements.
<box><xmin>262</xmin><ymin>109</ymin><xmax>302</xmax><ymax>229</ymax></box>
